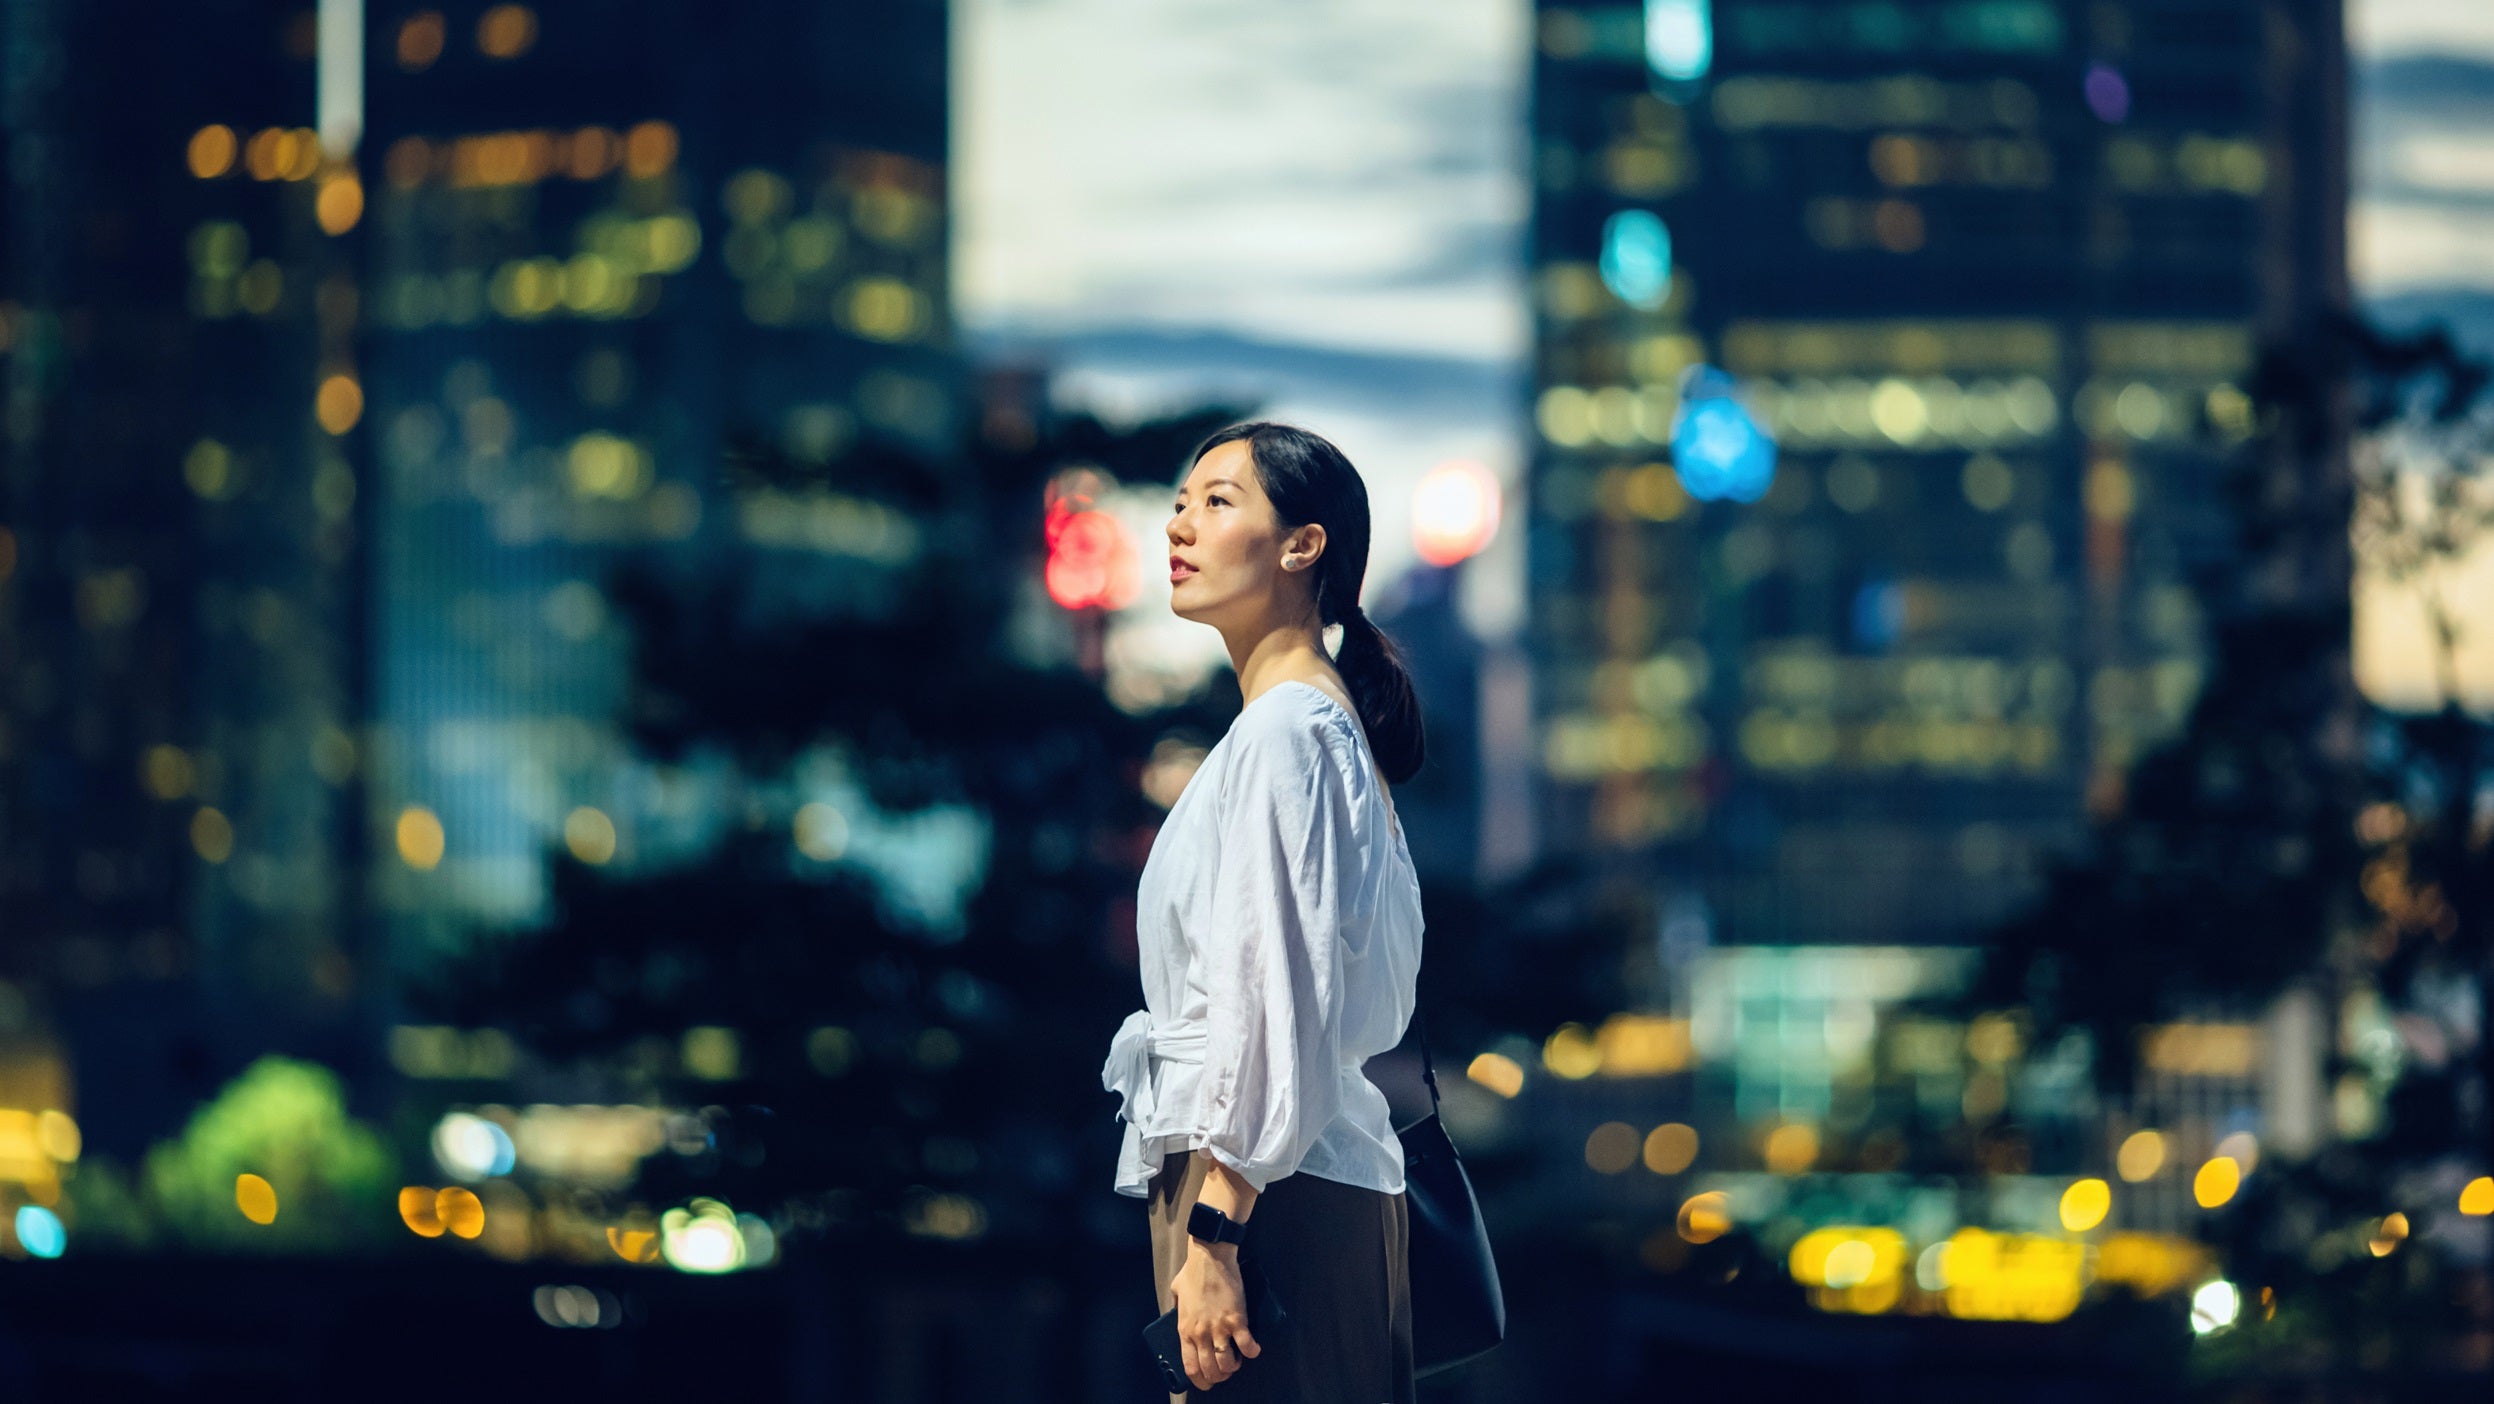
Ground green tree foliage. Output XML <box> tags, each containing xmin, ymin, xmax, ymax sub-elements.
<box><xmin>141</xmin><ymin>1055</ymin><xmax>396</xmax><ymax>1253</ymax></box>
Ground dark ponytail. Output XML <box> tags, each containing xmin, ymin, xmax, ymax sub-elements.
<box><xmin>1189</xmin><ymin>422</ymin><xmax>1427</xmax><ymax>785</ymax></box>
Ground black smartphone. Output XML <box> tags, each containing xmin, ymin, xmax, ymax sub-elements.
<box><xmin>1143</xmin><ymin>1255</ymin><xmax>1288</xmax><ymax>1392</ymax></box>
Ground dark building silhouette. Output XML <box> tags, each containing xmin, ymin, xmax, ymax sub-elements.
<box><xmin>1526</xmin><ymin>0</ymin><xmax>2348</xmax><ymax>946</ymax></box>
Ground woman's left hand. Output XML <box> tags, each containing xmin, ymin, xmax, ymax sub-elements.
<box><xmin>1173</xmin><ymin>1242</ymin><xmax>1263</xmax><ymax>1389</ymax></box>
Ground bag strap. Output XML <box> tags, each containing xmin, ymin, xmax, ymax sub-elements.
<box><xmin>1416</xmin><ymin>1004</ymin><xmax>1441</xmax><ymax>1111</ymax></box>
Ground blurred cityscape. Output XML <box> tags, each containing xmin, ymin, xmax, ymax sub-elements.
<box><xmin>2</xmin><ymin>1</ymin><xmax>2493</xmax><ymax>1400</ymax></box>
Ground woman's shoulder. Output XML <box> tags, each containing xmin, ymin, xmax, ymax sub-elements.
<box><xmin>1215</xmin><ymin>682</ymin><xmax>1370</xmax><ymax>809</ymax></box>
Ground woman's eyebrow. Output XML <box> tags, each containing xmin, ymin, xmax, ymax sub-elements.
<box><xmin>1176</xmin><ymin>478</ymin><xmax>1244</xmax><ymax>497</ymax></box>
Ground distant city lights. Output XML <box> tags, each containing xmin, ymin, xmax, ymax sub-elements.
<box><xmin>2190</xmin><ymin>1278</ymin><xmax>2241</xmax><ymax>1335</ymax></box>
<box><xmin>13</xmin><ymin>1205</ymin><xmax>65</xmax><ymax>1259</ymax></box>
<box><xmin>434</xmin><ymin>1111</ymin><xmax>518</xmax><ymax>1181</ymax></box>
<box><xmin>2117</xmin><ymin>1129</ymin><xmax>2167</xmax><ymax>1182</ymax></box>
<box><xmin>2084</xmin><ymin>63</ymin><xmax>2131</xmax><ymax>123</ymax></box>
<box><xmin>2463</xmin><ymin>1176</ymin><xmax>2494</xmax><ymax>1216</ymax></box>
<box><xmin>2193</xmin><ymin>1156</ymin><xmax>2242</xmax><ymax>1209</ymax></box>
<box><xmin>1043</xmin><ymin>469</ymin><xmax>1140</xmax><ymax>611</ymax></box>
<box><xmin>2059</xmin><ymin>1178</ymin><xmax>2111</xmax><ymax>1233</ymax></box>
<box><xmin>1644</xmin><ymin>0</ymin><xmax>1713</xmax><ymax>84</ymax></box>
<box><xmin>1598</xmin><ymin>210</ymin><xmax>1673</xmax><ymax>311</ymax></box>
<box><xmin>1410</xmin><ymin>459</ymin><xmax>1502</xmax><ymax>567</ymax></box>
<box><xmin>235</xmin><ymin>1173</ymin><xmax>279</xmax><ymax>1225</ymax></box>
<box><xmin>661</xmin><ymin>1197</ymin><xmax>748</xmax><ymax>1273</ymax></box>
<box><xmin>1669</xmin><ymin>367</ymin><xmax>1777</xmax><ymax>503</ymax></box>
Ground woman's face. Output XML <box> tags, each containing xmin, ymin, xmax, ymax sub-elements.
<box><xmin>1166</xmin><ymin>439</ymin><xmax>1319</xmax><ymax>627</ymax></box>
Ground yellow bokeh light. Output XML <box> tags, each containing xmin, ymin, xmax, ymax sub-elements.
<box><xmin>190</xmin><ymin>806</ymin><xmax>235</xmax><ymax>864</ymax></box>
<box><xmin>1644</xmin><ymin>1122</ymin><xmax>1699</xmax><ymax>1175</ymax></box>
<box><xmin>399</xmin><ymin>1186</ymin><xmax>446</xmax><ymax>1237</ymax></box>
<box><xmin>398</xmin><ymin>11</ymin><xmax>446</xmax><ymax>70</ymax></box>
<box><xmin>1541</xmin><ymin>1023</ymin><xmax>1601</xmax><ymax>1080</ymax></box>
<box><xmin>397</xmin><ymin>805</ymin><xmax>446</xmax><ymax>870</ymax></box>
<box><xmin>2193</xmin><ymin>1156</ymin><xmax>2241</xmax><ymax>1209</ymax></box>
<box><xmin>315</xmin><ymin>173</ymin><xmax>363</xmax><ymax>235</ymax></box>
<box><xmin>606</xmin><ymin>1225</ymin><xmax>660</xmax><ymax>1263</ymax></box>
<box><xmin>564</xmin><ymin>806</ymin><xmax>617</xmax><ymax>865</ymax></box>
<box><xmin>2116</xmin><ymin>1129</ymin><xmax>2165</xmax><ymax>1182</ymax></box>
<box><xmin>2368</xmin><ymin>1211</ymin><xmax>2409</xmax><ymax>1257</ymax></box>
<box><xmin>187</xmin><ymin>125</ymin><xmax>237</xmax><ymax>179</ymax></box>
<box><xmin>2460</xmin><ymin>1177</ymin><xmax>2494</xmax><ymax>1217</ymax></box>
<box><xmin>1585</xmin><ymin>1121</ymin><xmax>1640</xmax><ymax>1174</ymax></box>
<box><xmin>1676</xmin><ymin>1191</ymin><xmax>1730</xmax><ymax>1244</ymax></box>
<box><xmin>316</xmin><ymin>374</ymin><xmax>363</xmax><ymax>434</ymax></box>
<box><xmin>624</xmin><ymin>121</ymin><xmax>678</xmax><ymax>178</ymax></box>
<box><xmin>1764</xmin><ymin>1122</ymin><xmax>1820</xmax><ymax>1175</ymax></box>
<box><xmin>35</xmin><ymin>1110</ymin><xmax>81</xmax><ymax>1162</ymax></box>
<box><xmin>1465</xmin><ymin>1052</ymin><xmax>1524</xmax><ymax>1099</ymax></box>
<box><xmin>436</xmin><ymin>1186</ymin><xmax>486</xmax><ymax>1239</ymax></box>
<box><xmin>1788</xmin><ymin>1226</ymin><xmax>1910</xmax><ymax>1315</ymax></box>
<box><xmin>235</xmin><ymin>1173</ymin><xmax>278</xmax><ymax>1224</ymax></box>
<box><xmin>477</xmin><ymin>5</ymin><xmax>538</xmax><ymax>59</ymax></box>
<box><xmin>2059</xmin><ymin>1178</ymin><xmax>2111</xmax><ymax>1233</ymax></box>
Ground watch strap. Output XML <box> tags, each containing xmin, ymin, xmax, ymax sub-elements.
<box><xmin>1188</xmin><ymin>1201</ymin><xmax>1247</xmax><ymax>1246</ymax></box>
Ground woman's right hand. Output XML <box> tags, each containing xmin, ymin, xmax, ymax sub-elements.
<box><xmin>1173</xmin><ymin>1241</ymin><xmax>1263</xmax><ymax>1389</ymax></box>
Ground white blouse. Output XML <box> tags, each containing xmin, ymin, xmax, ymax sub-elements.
<box><xmin>1101</xmin><ymin>679</ymin><xmax>1424</xmax><ymax>1199</ymax></box>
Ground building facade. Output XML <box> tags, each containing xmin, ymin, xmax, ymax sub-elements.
<box><xmin>1527</xmin><ymin>0</ymin><xmax>2348</xmax><ymax>947</ymax></box>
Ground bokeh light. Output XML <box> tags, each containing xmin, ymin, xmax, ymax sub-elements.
<box><xmin>235</xmin><ymin>1173</ymin><xmax>278</xmax><ymax>1225</ymax></box>
<box><xmin>660</xmin><ymin>1197</ymin><xmax>748</xmax><ymax>1273</ymax></box>
<box><xmin>2193</xmin><ymin>1156</ymin><xmax>2241</xmax><ymax>1209</ymax></box>
<box><xmin>433</xmin><ymin>1112</ymin><xmax>517</xmax><ymax>1180</ymax></box>
<box><xmin>2190</xmin><ymin>1279</ymin><xmax>2240</xmax><ymax>1335</ymax></box>
<box><xmin>1599</xmin><ymin>210</ymin><xmax>1672</xmax><ymax>311</ymax></box>
<box><xmin>2059</xmin><ymin>1178</ymin><xmax>2111</xmax><ymax>1233</ymax></box>
<box><xmin>399</xmin><ymin>1186</ymin><xmax>446</xmax><ymax>1237</ymax></box>
<box><xmin>2461</xmin><ymin>1177</ymin><xmax>2494</xmax><ymax>1216</ymax></box>
<box><xmin>1763</xmin><ymin>1122</ymin><xmax>1819</xmax><ymax>1175</ymax></box>
<box><xmin>1585</xmin><ymin>1121</ymin><xmax>1641</xmax><ymax>1174</ymax></box>
<box><xmin>14</xmin><ymin>1205</ymin><xmax>65</xmax><ymax>1259</ymax></box>
<box><xmin>1410</xmin><ymin>459</ymin><xmax>1501</xmax><ymax>567</ymax></box>
<box><xmin>1464</xmin><ymin>1052</ymin><xmax>1523</xmax><ymax>1098</ymax></box>
<box><xmin>435</xmin><ymin>1186</ymin><xmax>487</xmax><ymax>1239</ymax></box>
<box><xmin>1670</xmin><ymin>367</ymin><xmax>1777</xmax><ymax>503</ymax></box>
<box><xmin>2116</xmin><ymin>1129</ymin><xmax>2165</xmax><ymax>1182</ymax></box>
<box><xmin>1643</xmin><ymin>1122</ymin><xmax>1698</xmax><ymax>1175</ymax></box>
<box><xmin>2367</xmin><ymin>1211</ymin><xmax>2409</xmax><ymax>1257</ymax></box>
<box><xmin>1676</xmin><ymin>1191</ymin><xmax>1730</xmax><ymax>1244</ymax></box>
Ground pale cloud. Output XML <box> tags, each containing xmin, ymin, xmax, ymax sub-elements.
<box><xmin>2350</xmin><ymin>0</ymin><xmax>2494</xmax><ymax>60</ymax></box>
<box><xmin>2351</xmin><ymin>199</ymin><xmax>2494</xmax><ymax>294</ymax></box>
<box><xmin>953</xmin><ymin>0</ymin><xmax>1531</xmax><ymax>361</ymax></box>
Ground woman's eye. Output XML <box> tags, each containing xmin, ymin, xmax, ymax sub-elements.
<box><xmin>1208</xmin><ymin>495</ymin><xmax>1227</xmax><ymax>507</ymax></box>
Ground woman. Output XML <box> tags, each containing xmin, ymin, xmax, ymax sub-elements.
<box><xmin>1100</xmin><ymin>421</ymin><xmax>1427</xmax><ymax>1401</ymax></box>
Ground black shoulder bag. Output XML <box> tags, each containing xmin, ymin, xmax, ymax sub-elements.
<box><xmin>1398</xmin><ymin>1008</ymin><xmax>1506</xmax><ymax>1377</ymax></box>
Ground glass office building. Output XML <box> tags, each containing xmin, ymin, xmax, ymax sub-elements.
<box><xmin>354</xmin><ymin>3</ymin><xmax>959</xmax><ymax>974</ymax></box>
<box><xmin>1527</xmin><ymin>0</ymin><xmax>2347</xmax><ymax>947</ymax></box>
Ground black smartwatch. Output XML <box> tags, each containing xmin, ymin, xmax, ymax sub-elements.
<box><xmin>1187</xmin><ymin>1202</ymin><xmax>1247</xmax><ymax>1248</ymax></box>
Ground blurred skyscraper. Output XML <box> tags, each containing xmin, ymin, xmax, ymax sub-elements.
<box><xmin>1527</xmin><ymin>0</ymin><xmax>2348</xmax><ymax>949</ymax></box>
<box><xmin>2</xmin><ymin>1</ymin><xmax>959</xmax><ymax>1146</ymax></box>
<box><xmin>352</xmin><ymin>2</ymin><xmax>957</xmax><ymax>985</ymax></box>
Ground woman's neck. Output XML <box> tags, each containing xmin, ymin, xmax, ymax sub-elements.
<box><xmin>1226</xmin><ymin>623</ymin><xmax>1333</xmax><ymax>706</ymax></box>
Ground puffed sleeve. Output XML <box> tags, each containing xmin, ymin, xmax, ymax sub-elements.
<box><xmin>1185</xmin><ymin>708</ymin><xmax>1357</xmax><ymax>1192</ymax></box>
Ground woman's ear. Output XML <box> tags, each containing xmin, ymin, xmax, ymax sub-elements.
<box><xmin>1282</xmin><ymin>523</ymin><xmax>1327</xmax><ymax>572</ymax></box>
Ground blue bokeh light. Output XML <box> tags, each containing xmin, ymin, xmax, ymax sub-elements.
<box><xmin>15</xmin><ymin>1204</ymin><xmax>65</xmax><ymax>1259</ymax></box>
<box><xmin>1645</xmin><ymin>0</ymin><xmax>1713</xmax><ymax>83</ymax></box>
<box><xmin>1600</xmin><ymin>210</ymin><xmax>1673</xmax><ymax>310</ymax></box>
<box><xmin>1670</xmin><ymin>368</ymin><xmax>1777</xmax><ymax>503</ymax></box>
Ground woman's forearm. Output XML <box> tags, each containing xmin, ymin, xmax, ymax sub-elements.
<box><xmin>1193</xmin><ymin>1149</ymin><xmax>1261</xmax><ymax>1226</ymax></box>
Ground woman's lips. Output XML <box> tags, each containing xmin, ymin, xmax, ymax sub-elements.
<box><xmin>1170</xmin><ymin>560</ymin><xmax>1198</xmax><ymax>583</ymax></box>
